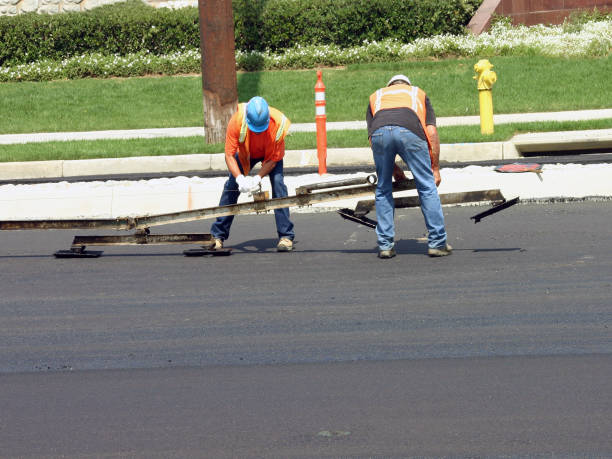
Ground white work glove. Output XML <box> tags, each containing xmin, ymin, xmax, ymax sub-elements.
<box><xmin>235</xmin><ymin>174</ymin><xmax>252</xmax><ymax>193</ymax></box>
<box><xmin>249</xmin><ymin>175</ymin><xmax>262</xmax><ymax>192</ymax></box>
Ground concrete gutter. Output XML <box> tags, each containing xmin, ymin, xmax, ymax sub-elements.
<box><xmin>512</xmin><ymin>129</ymin><xmax>612</xmax><ymax>153</ymax></box>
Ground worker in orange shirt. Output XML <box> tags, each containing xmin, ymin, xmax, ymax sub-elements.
<box><xmin>209</xmin><ymin>96</ymin><xmax>295</xmax><ymax>252</ymax></box>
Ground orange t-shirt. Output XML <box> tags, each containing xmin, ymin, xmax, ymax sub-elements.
<box><xmin>225</xmin><ymin>113</ymin><xmax>285</xmax><ymax>162</ymax></box>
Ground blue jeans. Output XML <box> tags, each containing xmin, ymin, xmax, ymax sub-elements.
<box><xmin>210</xmin><ymin>153</ymin><xmax>294</xmax><ymax>241</ymax></box>
<box><xmin>371</xmin><ymin>126</ymin><xmax>447</xmax><ymax>250</ymax></box>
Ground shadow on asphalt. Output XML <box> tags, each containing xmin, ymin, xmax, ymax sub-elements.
<box><xmin>229</xmin><ymin>237</ymin><xmax>428</xmax><ymax>255</ymax></box>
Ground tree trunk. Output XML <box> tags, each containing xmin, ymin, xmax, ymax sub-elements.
<box><xmin>198</xmin><ymin>0</ymin><xmax>238</xmax><ymax>144</ymax></box>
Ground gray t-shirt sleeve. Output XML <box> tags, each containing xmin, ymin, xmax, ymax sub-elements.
<box><xmin>425</xmin><ymin>96</ymin><xmax>436</xmax><ymax>126</ymax></box>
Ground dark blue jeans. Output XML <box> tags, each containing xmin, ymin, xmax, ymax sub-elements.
<box><xmin>371</xmin><ymin>126</ymin><xmax>446</xmax><ymax>250</ymax></box>
<box><xmin>210</xmin><ymin>153</ymin><xmax>295</xmax><ymax>241</ymax></box>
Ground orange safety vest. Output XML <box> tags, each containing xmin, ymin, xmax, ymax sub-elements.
<box><xmin>235</xmin><ymin>103</ymin><xmax>291</xmax><ymax>174</ymax></box>
<box><xmin>369</xmin><ymin>85</ymin><xmax>433</xmax><ymax>155</ymax></box>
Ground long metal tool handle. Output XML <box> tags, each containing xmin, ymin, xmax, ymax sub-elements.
<box><xmin>0</xmin><ymin>179</ymin><xmax>416</xmax><ymax>231</ymax></box>
<box><xmin>0</xmin><ymin>218</ymin><xmax>135</xmax><ymax>231</ymax></box>
<box><xmin>134</xmin><ymin>179</ymin><xmax>413</xmax><ymax>229</ymax></box>
<box><xmin>354</xmin><ymin>189</ymin><xmax>506</xmax><ymax>217</ymax></box>
<box><xmin>296</xmin><ymin>174</ymin><xmax>377</xmax><ymax>194</ymax></box>
<box><xmin>470</xmin><ymin>197</ymin><xmax>520</xmax><ymax>223</ymax></box>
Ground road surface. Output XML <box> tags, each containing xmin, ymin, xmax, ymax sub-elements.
<box><xmin>1</xmin><ymin>201</ymin><xmax>611</xmax><ymax>457</ymax></box>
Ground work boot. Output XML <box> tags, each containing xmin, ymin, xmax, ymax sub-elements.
<box><xmin>277</xmin><ymin>238</ymin><xmax>294</xmax><ymax>252</ymax></box>
<box><xmin>208</xmin><ymin>237</ymin><xmax>223</xmax><ymax>250</ymax></box>
<box><xmin>428</xmin><ymin>243</ymin><xmax>453</xmax><ymax>257</ymax></box>
<box><xmin>378</xmin><ymin>248</ymin><xmax>396</xmax><ymax>259</ymax></box>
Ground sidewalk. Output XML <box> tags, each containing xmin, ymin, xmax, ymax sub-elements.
<box><xmin>1</xmin><ymin>109</ymin><xmax>611</xmax><ymax>144</ymax></box>
<box><xmin>0</xmin><ymin>110</ymin><xmax>611</xmax><ymax>181</ymax></box>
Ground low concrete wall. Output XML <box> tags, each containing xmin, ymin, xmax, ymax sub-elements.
<box><xmin>468</xmin><ymin>0</ymin><xmax>612</xmax><ymax>34</ymax></box>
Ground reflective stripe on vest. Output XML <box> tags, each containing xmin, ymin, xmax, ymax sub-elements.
<box><xmin>275</xmin><ymin>114</ymin><xmax>288</xmax><ymax>142</ymax></box>
<box><xmin>238</xmin><ymin>103</ymin><xmax>249</xmax><ymax>143</ymax></box>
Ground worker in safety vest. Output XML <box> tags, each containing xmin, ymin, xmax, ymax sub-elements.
<box><xmin>366</xmin><ymin>74</ymin><xmax>451</xmax><ymax>259</ymax></box>
<box><xmin>209</xmin><ymin>96</ymin><xmax>295</xmax><ymax>252</ymax></box>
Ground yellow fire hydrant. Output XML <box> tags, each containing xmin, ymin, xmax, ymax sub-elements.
<box><xmin>473</xmin><ymin>59</ymin><xmax>497</xmax><ymax>135</ymax></box>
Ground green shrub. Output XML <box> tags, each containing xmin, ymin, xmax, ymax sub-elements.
<box><xmin>0</xmin><ymin>0</ymin><xmax>481</xmax><ymax>66</ymax></box>
<box><xmin>0</xmin><ymin>0</ymin><xmax>200</xmax><ymax>66</ymax></box>
<box><xmin>234</xmin><ymin>0</ymin><xmax>482</xmax><ymax>51</ymax></box>
<box><xmin>2</xmin><ymin>18</ymin><xmax>609</xmax><ymax>82</ymax></box>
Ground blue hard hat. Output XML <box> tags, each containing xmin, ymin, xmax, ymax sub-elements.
<box><xmin>246</xmin><ymin>96</ymin><xmax>270</xmax><ymax>133</ymax></box>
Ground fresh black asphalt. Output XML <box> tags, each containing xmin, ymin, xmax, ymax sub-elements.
<box><xmin>1</xmin><ymin>201</ymin><xmax>610</xmax><ymax>457</ymax></box>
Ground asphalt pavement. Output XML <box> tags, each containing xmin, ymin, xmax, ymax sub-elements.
<box><xmin>1</xmin><ymin>202</ymin><xmax>611</xmax><ymax>457</ymax></box>
<box><xmin>2</xmin><ymin>355</ymin><xmax>610</xmax><ymax>457</ymax></box>
<box><xmin>2</xmin><ymin>202</ymin><xmax>611</xmax><ymax>370</ymax></box>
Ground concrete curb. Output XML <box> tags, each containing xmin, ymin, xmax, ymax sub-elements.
<box><xmin>0</xmin><ymin>146</ymin><xmax>502</xmax><ymax>181</ymax></box>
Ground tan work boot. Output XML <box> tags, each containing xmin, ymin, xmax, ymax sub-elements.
<box><xmin>378</xmin><ymin>248</ymin><xmax>396</xmax><ymax>259</ymax></box>
<box><xmin>428</xmin><ymin>243</ymin><xmax>453</xmax><ymax>257</ymax></box>
<box><xmin>277</xmin><ymin>238</ymin><xmax>293</xmax><ymax>252</ymax></box>
<box><xmin>209</xmin><ymin>237</ymin><xmax>223</xmax><ymax>250</ymax></box>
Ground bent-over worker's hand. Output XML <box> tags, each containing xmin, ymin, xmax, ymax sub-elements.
<box><xmin>433</xmin><ymin>169</ymin><xmax>441</xmax><ymax>187</ymax></box>
<box><xmin>236</xmin><ymin>174</ymin><xmax>252</xmax><ymax>193</ymax></box>
<box><xmin>393</xmin><ymin>164</ymin><xmax>407</xmax><ymax>182</ymax></box>
<box><xmin>249</xmin><ymin>175</ymin><xmax>262</xmax><ymax>192</ymax></box>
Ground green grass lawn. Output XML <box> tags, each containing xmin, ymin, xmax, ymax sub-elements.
<box><xmin>2</xmin><ymin>56</ymin><xmax>611</xmax><ymax>134</ymax></box>
<box><xmin>0</xmin><ymin>55</ymin><xmax>610</xmax><ymax>162</ymax></box>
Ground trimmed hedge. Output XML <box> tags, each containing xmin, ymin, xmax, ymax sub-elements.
<box><xmin>234</xmin><ymin>0</ymin><xmax>483</xmax><ymax>51</ymax></box>
<box><xmin>0</xmin><ymin>1</ymin><xmax>200</xmax><ymax>66</ymax></box>
<box><xmin>0</xmin><ymin>0</ymin><xmax>482</xmax><ymax>66</ymax></box>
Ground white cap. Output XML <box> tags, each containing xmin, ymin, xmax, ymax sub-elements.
<box><xmin>387</xmin><ymin>74</ymin><xmax>411</xmax><ymax>86</ymax></box>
